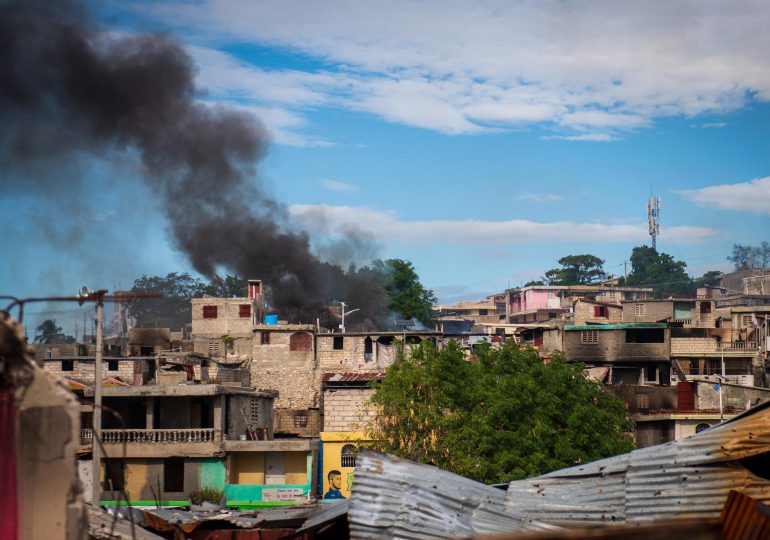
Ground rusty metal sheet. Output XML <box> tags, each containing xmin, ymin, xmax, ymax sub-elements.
<box><xmin>348</xmin><ymin>401</ymin><xmax>770</xmax><ymax>538</ymax></box>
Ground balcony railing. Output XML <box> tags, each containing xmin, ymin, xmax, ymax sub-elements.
<box><xmin>673</xmin><ymin>318</ymin><xmax>692</xmax><ymax>326</ymax></box>
<box><xmin>721</xmin><ymin>341</ymin><xmax>759</xmax><ymax>350</ymax></box>
<box><xmin>81</xmin><ymin>428</ymin><xmax>222</xmax><ymax>444</ymax></box>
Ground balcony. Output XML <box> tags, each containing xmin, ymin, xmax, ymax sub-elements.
<box><xmin>100</xmin><ymin>428</ymin><xmax>221</xmax><ymax>443</ymax></box>
<box><xmin>721</xmin><ymin>341</ymin><xmax>759</xmax><ymax>351</ymax></box>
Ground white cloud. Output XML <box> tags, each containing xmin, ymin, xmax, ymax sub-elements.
<box><xmin>321</xmin><ymin>179</ymin><xmax>357</xmax><ymax>192</ymax></box>
<box><xmin>288</xmin><ymin>204</ymin><xmax>714</xmax><ymax>246</ymax></box>
<box><xmin>144</xmin><ymin>2</ymin><xmax>770</xmax><ymax>140</ymax></box>
<box><xmin>701</xmin><ymin>122</ymin><xmax>728</xmax><ymax>128</ymax></box>
<box><xmin>511</xmin><ymin>193</ymin><xmax>565</xmax><ymax>202</ymax></box>
<box><xmin>678</xmin><ymin>177</ymin><xmax>770</xmax><ymax>215</ymax></box>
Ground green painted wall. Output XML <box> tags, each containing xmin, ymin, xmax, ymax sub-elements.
<box><xmin>199</xmin><ymin>458</ymin><xmax>226</xmax><ymax>491</ymax></box>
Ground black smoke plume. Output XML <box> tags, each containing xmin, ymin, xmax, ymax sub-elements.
<box><xmin>0</xmin><ymin>0</ymin><xmax>389</xmax><ymax>327</ymax></box>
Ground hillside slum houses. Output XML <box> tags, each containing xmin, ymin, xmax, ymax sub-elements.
<box><xmin>7</xmin><ymin>268</ymin><xmax>769</xmax><ymax>537</ymax></box>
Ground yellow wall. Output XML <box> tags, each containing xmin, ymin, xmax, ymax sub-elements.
<box><xmin>285</xmin><ymin>452</ymin><xmax>308</xmax><ymax>485</ymax></box>
<box><xmin>101</xmin><ymin>459</ymin><xmax>151</xmax><ymax>500</ymax></box>
<box><xmin>320</xmin><ymin>432</ymin><xmax>370</xmax><ymax>499</ymax></box>
<box><xmin>230</xmin><ymin>453</ymin><xmax>265</xmax><ymax>485</ymax></box>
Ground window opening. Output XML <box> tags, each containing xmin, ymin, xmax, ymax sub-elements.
<box><xmin>239</xmin><ymin>304</ymin><xmax>251</xmax><ymax>318</ymax></box>
<box><xmin>695</xmin><ymin>423</ymin><xmax>711</xmax><ymax>433</ymax></box>
<box><xmin>61</xmin><ymin>359</ymin><xmax>74</xmax><ymax>371</ymax></box>
<box><xmin>261</xmin><ymin>332</ymin><xmax>270</xmax><ymax>345</ymax></box>
<box><xmin>626</xmin><ymin>329</ymin><xmax>665</xmax><ymax>343</ymax></box>
<box><xmin>634</xmin><ymin>303</ymin><xmax>645</xmax><ymax>317</ymax></box>
<box><xmin>294</xmin><ymin>413</ymin><xmax>308</xmax><ymax>427</ymax></box>
<box><xmin>203</xmin><ymin>305</ymin><xmax>218</xmax><ymax>319</ymax></box>
<box><xmin>333</xmin><ymin>336</ymin><xmax>344</xmax><ymax>350</ymax></box>
<box><xmin>580</xmin><ymin>330</ymin><xmax>598</xmax><ymax>344</ymax></box>
<box><xmin>164</xmin><ymin>458</ymin><xmax>185</xmax><ymax>492</ymax></box>
<box><xmin>341</xmin><ymin>444</ymin><xmax>358</xmax><ymax>468</ymax></box>
<box><xmin>104</xmin><ymin>460</ymin><xmax>125</xmax><ymax>491</ymax></box>
<box><xmin>107</xmin><ymin>360</ymin><xmax>119</xmax><ymax>371</ymax></box>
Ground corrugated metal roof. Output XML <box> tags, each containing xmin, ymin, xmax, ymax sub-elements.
<box><xmin>348</xmin><ymin>401</ymin><xmax>770</xmax><ymax>538</ymax></box>
<box><xmin>564</xmin><ymin>323</ymin><xmax>668</xmax><ymax>331</ymax></box>
<box><xmin>323</xmin><ymin>372</ymin><xmax>385</xmax><ymax>382</ymax></box>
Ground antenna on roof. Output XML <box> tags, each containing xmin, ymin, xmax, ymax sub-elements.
<box><xmin>646</xmin><ymin>194</ymin><xmax>661</xmax><ymax>250</ymax></box>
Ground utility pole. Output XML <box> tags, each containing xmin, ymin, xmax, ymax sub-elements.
<box><xmin>647</xmin><ymin>194</ymin><xmax>661</xmax><ymax>250</ymax></box>
<box><xmin>334</xmin><ymin>301</ymin><xmax>360</xmax><ymax>333</ymax></box>
<box><xmin>80</xmin><ymin>287</ymin><xmax>107</xmax><ymax>506</ymax></box>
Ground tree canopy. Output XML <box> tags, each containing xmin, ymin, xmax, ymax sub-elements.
<box><xmin>34</xmin><ymin>319</ymin><xmax>75</xmax><ymax>344</ymax></box>
<box><xmin>373</xmin><ymin>259</ymin><xmax>437</xmax><ymax>327</ymax></box>
<box><xmin>543</xmin><ymin>254</ymin><xmax>608</xmax><ymax>285</ymax></box>
<box><xmin>624</xmin><ymin>246</ymin><xmax>693</xmax><ymax>298</ymax></box>
<box><xmin>728</xmin><ymin>242</ymin><xmax>770</xmax><ymax>270</ymax></box>
<box><xmin>128</xmin><ymin>272</ymin><xmax>209</xmax><ymax>330</ymax></box>
<box><xmin>369</xmin><ymin>341</ymin><xmax>634</xmax><ymax>483</ymax></box>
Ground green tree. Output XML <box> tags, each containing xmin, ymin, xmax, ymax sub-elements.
<box><xmin>625</xmin><ymin>246</ymin><xmax>693</xmax><ymax>298</ymax></box>
<box><xmin>524</xmin><ymin>280</ymin><xmax>545</xmax><ymax>287</ymax></box>
<box><xmin>693</xmin><ymin>270</ymin><xmax>723</xmax><ymax>289</ymax></box>
<box><xmin>373</xmin><ymin>259</ymin><xmax>437</xmax><ymax>326</ymax></box>
<box><xmin>128</xmin><ymin>272</ymin><xmax>208</xmax><ymax>330</ymax></box>
<box><xmin>204</xmin><ymin>274</ymin><xmax>248</xmax><ymax>297</ymax></box>
<box><xmin>369</xmin><ymin>341</ymin><xmax>634</xmax><ymax>483</ymax></box>
<box><xmin>543</xmin><ymin>254</ymin><xmax>608</xmax><ymax>285</ymax></box>
<box><xmin>34</xmin><ymin>319</ymin><xmax>75</xmax><ymax>344</ymax></box>
<box><xmin>728</xmin><ymin>242</ymin><xmax>770</xmax><ymax>270</ymax></box>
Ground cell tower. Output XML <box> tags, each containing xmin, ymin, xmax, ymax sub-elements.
<box><xmin>647</xmin><ymin>194</ymin><xmax>661</xmax><ymax>250</ymax></box>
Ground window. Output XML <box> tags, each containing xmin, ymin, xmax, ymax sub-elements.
<box><xmin>594</xmin><ymin>306</ymin><xmax>608</xmax><ymax>318</ymax></box>
<box><xmin>164</xmin><ymin>458</ymin><xmax>185</xmax><ymax>492</ymax></box>
<box><xmin>294</xmin><ymin>413</ymin><xmax>308</xmax><ymax>427</ymax></box>
<box><xmin>548</xmin><ymin>312</ymin><xmax>557</xmax><ymax>319</ymax></box>
<box><xmin>644</xmin><ymin>366</ymin><xmax>658</xmax><ymax>384</ymax></box>
<box><xmin>695</xmin><ymin>423</ymin><xmax>711</xmax><ymax>433</ymax></box>
<box><xmin>104</xmin><ymin>460</ymin><xmax>125</xmax><ymax>491</ymax></box>
<box><xmin>203</xmin><ymin>305</ymin><xmax>218</xmax><ymax>319</ymax></box>
<box><xmin>239</xmin><ymin>304</ymin><xmax>251</xmax><ymax>318</ymax></box>
<box><xmin>341</xmin><ymin>444</ymin><xmax>358</xmax><ymax>468</ymax></box>
<box><xmin>333</xmin><ymin>336</ymin><xmax>344</xmax><ymax>350</ymax></box>
<box><xmin>208</xmin><ymin>340</ymin><xmax>220</xmax><ymax>357</ymax></box>
<box><xmin>609</xmin><ymin>290</ymin><xmax>616</xmax><ymax>298</ymax></box>
<box><xmin>289</xmin><ymin>332</ymin><xmax>312</xmax><ymax>352</ymax></box>
<box><xmin>741</xmin><ymin>315</ymin><xmax>753</xmax><ymax>328</ymax></box>
<box><xmin>626</xmin><ymin>328</ymin><xmax>665</xmax><ymax>343</ymax></box>
<box><xmin>261</xmin><ymin>332</ymin><xmax>270</xmax><ymax>345</ymax></box>
<box><xmin>61</xmin><ymin>359</ymin><xmax>74</xmax><ymax>371</ymax></box>
<box><xmin>107</xmin><ymin>360</ymin><xmax>119</xmax><ymax>371</ymax></box>
<box><xmin>700</xmin><ymin>302</ymin><xmax>712</xmax><ymax>314</ymax></box>
<box><xmin>634</xmin><ymin>303</ymin><xmax>645</xmax><ymax>316</ymax></box>
<box><xmin>580</xmin><ymin>330</ymin><xmax>598</xmax><ymax>344</ymax></box>
<box><xmin>478</xmin><ymin>309</ymin><xmax>488</xmax><ymax>316</ymax></box>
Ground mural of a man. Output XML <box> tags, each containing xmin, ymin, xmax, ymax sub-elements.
<box><xmin>324</xmin><ymin>470</ymin><xmax>346</xmax><ymax>499</ymax></box>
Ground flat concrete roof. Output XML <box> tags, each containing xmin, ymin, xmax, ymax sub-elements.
<box><xmin>88</xmin><ymin>384</ymin><xmax>277</xmax><ymax>398</ymax></box>
<box><xmin>223</xmin><ymin>439</ymin><xmax>315</xmax><ymax>452</ymax></box>
<box><xmin>564</xmin><ymin>323</ymin><xmax>668</xmax><ymax>331</ymax></box>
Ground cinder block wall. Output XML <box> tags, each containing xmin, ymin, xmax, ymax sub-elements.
<box><xmin>43</xmin><ymin>359</ymin><xmax>135</xmax><ymax>384</ymax></box>
<box><xmin>323</xmin><ymin>387</ymin><xmax>377</xmax><ymax>432</ymax></box>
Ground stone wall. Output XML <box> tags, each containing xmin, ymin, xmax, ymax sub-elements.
<box><xmin>573</xmin><ymin>301</ymin><xmax>622</xmax><ymax>325</ymax></box>
<box><xmin>671</xmin><ymin>337</ymin><xmax>718</xmax><ymax>354</ymax></box>
<box><xmin>323</xmin><ymin>387</ymin><xmax>377</xmax><ymax>432</ymax></box>
<box><xmin>563</xmin><ymin>328</ymin><xmax>669</xmax><ymax>362</ymax></box>
<box><xmin>274</xmin><ymin>408</ymin><xmax>321</xmax><ymax>438</ymax></box>
<box><xmin>694</xmin><ymin>380</ymin><xmax>770</xmax><ymax>411</ymax></box>
<box><xmin>191</xmin><ymin>298</ymin><xmax>256</xmax><ymax>336</ymax></box>
<box><xmin>622</xmin><ymin>301</ymin><xmax>672</xmax><ymax>323</ymax></box>
<box><xmin>43</xmin><ymin>358</ymin><xmax>137</xmax><ymax>384</ymax></box>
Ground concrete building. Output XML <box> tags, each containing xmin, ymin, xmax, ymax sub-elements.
<box><xmin>81</xmin><ymin>383</ymin><xmax>318</xmax><ymax>508</ymax></box>
<box><xmin>621</xmin><ymin>298</ymin><xmax>717</xmax><ymax>328</ymax></box>
<box><xmin>505</xmin><ymin>284</ymin><xmax>652</xmax><ymax>324</ymax></box>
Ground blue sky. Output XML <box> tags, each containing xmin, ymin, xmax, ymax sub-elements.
<box><xmin>3</xmin><ymin>0</ymin><xmax>770</xmax><ymax>332</ymax></box>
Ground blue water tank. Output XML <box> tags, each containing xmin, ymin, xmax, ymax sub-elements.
<box><xmin>264</xmin><ymin>313</ymin><xmax>279</xmax><ymax>325</ymax></box>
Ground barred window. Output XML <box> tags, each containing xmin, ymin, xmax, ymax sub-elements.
<box><xmin>634</xmin><ymin>303</ymin><xmax>645</xmax><ymax>317</ymax></box>
<box><xmin>294</xmin><ymin>413</ymin><xmax>308</xmax><ymax>427</ymax></box>
<box><xmin>250</xmin><ymin>398</ymin><xmax>260</xmax><ymax>425</ymax></box>
<box><xmin>581</xmin><ymin>330</ymin><xmax>598</xmax><ymax>344</ymax></box>
<box><xmin>341</xmin><ymin>444</ymin><xmax>358</xmax><ymax>468</ymax></box>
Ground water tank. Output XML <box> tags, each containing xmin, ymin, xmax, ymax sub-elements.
<box><xmin>264</xmin><ymin>313</ymin><xmax>278</xmax><ymax>325</ymax></box>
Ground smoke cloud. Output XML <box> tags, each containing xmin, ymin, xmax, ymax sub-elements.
<box><xmin>0</xmin><ymin>0</ymin><xmax>389</xmax><ymax>327</ymax></box>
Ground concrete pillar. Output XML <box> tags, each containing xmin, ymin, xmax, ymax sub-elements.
<box><xmin>145</xmin><ymin>397</ymin><xmax>154</xmax><ymax>430</ymax></box>
<box><xmin>213</xmin><ymin>395</ymin><xmax>225</xmax><ymax>436</ymax></box>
